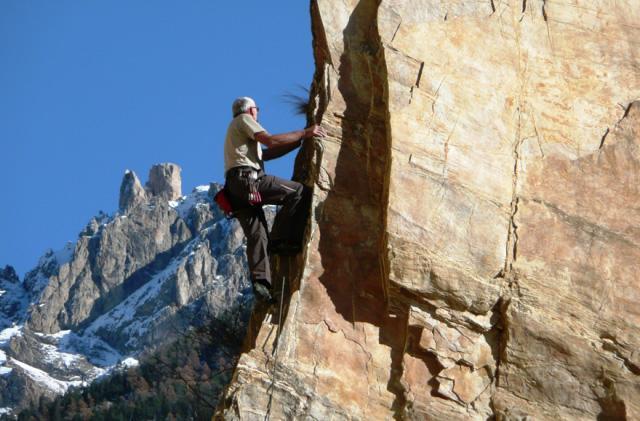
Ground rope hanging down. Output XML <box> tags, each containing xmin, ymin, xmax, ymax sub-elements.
<box><xmin>264</xmin><ymin>275</ymin><xmax>287</xmax><ymax>421</ymax></box>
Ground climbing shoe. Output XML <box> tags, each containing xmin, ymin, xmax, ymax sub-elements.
<box><xmin>252</xmin><ymin>279</ymin><xmax>275</xmax><ymax>304</ymax></box>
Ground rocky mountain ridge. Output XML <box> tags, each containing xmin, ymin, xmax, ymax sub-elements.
<box><xmin>0</xmin><ymin>163</ymin><xmax>255</xmax><ymax>415</ymax></box>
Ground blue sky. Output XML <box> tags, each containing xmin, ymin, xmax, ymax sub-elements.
<box><xmin>0</xmin><ymin>1</ymin><xmax>315</xmax><ymax>277</ymax></box>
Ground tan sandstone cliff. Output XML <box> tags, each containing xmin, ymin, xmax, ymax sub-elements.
<box><xmin>217</xmin><ymin>0</ymin><xmax>640</xmax><ymax>419</ymax></box>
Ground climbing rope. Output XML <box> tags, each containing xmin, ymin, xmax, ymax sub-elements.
<box><xmin>264</xmin><ymin>275</ymin><xmax>286</xmax><ymax>421</ymax></box>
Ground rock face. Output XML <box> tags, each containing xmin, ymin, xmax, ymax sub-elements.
<box><xmin>218</xmin><ymin>1</ymin><xmax>640</xmax><ymax>420</ymax></box>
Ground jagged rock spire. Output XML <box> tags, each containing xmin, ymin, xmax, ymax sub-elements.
<box><xmin>118</xmin><ymin>170</ymin><xmax>147</xmax><ymax>213</ymax></box>
<box><xmin>145</xmin><ymin>163</ymin><xmax>182</xmax><ymax>201</ymax></box>
<box><xmin>119</xmin><ymin>163</ymin><xmax>183</xmax><ymax>213</ymax></box>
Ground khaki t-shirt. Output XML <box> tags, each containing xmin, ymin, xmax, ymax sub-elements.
<box><xmin>224</xmin><ymin>114</ymin><xmax>266</xmax><ymax>172</ymax></box>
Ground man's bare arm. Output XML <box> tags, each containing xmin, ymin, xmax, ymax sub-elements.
<box><xmin>262</xmin><ymin>139</ymin><xmax>302</xmax><ymax>161</ymax></box>
<box><xmin>255</xmin><ymin>124</ymin><xmax>326</xmax><ymax>149</ymax></box>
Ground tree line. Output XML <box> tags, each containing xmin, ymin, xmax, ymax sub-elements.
<box><xmin>5</xmin><ymin>305</ymin><xmax>250</xmax><ymax>421</ymax></box>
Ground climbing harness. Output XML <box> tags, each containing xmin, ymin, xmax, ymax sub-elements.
<box><xmin>214</xmin><ymin>168</ymin><xmax>262</xmax><ymax>218</ymax></box>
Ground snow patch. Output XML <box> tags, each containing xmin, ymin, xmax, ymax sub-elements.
<box><xmin>0</xmin><ymin>325</ymin><xmax>22</xmax><ymax>346</ymax></box>
<box><xmin>34</xmin><ymin>330</ymin><xmax>71</xmax><ymax>340</ymax></box>
<box><xmin>169</xmin><ymin>185</ymin><xmax>212</xmax><ymax>221</ymax></box>
<box><xmin>0</xmin><ymin>342</ymin><xmax>10</xmax><ymax>376</ymax></box>
<box><xmin>34</xmin><ymin>330</ymin><xmax>122</xmax><ymax>370</ymax></box>
<box><xmin>10</xmin><ymin>358</ymin><xmax>84</xmax><ymax>394</ymax></box>
<box><xmin>40</xmin><ymin>342</ymin><xmax>82</xmax><ymax>368</ymax></box>
<box><xmin>0</xmin><ymin>407</ymin><xmax>11</xmax><ymax>415</ymax></box>
<box><xmin>120</xmin><ymin>357</ymin><xmax>139</xmax><ymax>368</ymax></box>
<box><xmin>58</xmin><ymin>331</ymin><xmax>122</xmax><ymax>368</ymax></box>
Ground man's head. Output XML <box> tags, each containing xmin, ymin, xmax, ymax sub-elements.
<box><xmin>232</xmin><ymin>96</ymin><xmax>259</xmax><ymax>120</ymax></box>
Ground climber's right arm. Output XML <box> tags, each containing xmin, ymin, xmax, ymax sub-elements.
<box><xmin>255</xmin><ymin>125</ymin><xmax>326</xmax><ymax>149</ymax></box>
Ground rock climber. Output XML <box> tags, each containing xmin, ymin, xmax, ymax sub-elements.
<box><xmin>223</xmin><ymin>96</ymin><xmax>326</xmax><ymax>302</ymax></box>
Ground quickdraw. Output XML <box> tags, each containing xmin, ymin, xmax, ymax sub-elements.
<box><xmin>248</xmin><ymin>177</ymin><xmax>262</xmax><ymax>206</ymax></box>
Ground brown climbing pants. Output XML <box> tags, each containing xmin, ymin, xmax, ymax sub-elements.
<box><xmin>225</xmin><ymin>166</ymin><xmax>309</xmax><ymax>287</ymax></box>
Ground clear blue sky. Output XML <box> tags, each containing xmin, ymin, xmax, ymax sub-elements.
<box><xmin>0</xmin><ymin>1</ymin><xmax>315</xmax><ymax>277</ymax></box>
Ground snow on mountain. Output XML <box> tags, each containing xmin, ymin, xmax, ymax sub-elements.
<box><xmin>9</xmin><ymin>358</ymin><xmax>85</xmax><ymax>395</ymax></box>
<box><xmin>0</xmin><ymin>326</ymin><xmax>22</xmax><ymax>377</ymax></box>
<box><xmin>0</xmin><ymin>350</ymin><xmax>10</xmax><ymax>376</ymax></box>
<box><xmin>169</xmin><ymin>184</ymin><xmax>212</xmax><ymax>220</ymax></box>
<box><xmin>118</xmin><ymin>357</ymin><xmax>139</xmax><ymax>368</ymax></box>
<box><xmin>0</xmin><ymin>326</ymin><xmax>22</xmax><ymax>346</ymax></box>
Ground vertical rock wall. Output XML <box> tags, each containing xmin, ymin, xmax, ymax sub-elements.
<box><xmin>218</xmin><ymin>0</ymin><xmax>640</xmax><ymax>419</ymax></box>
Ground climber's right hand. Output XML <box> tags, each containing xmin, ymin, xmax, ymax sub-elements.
<box><xmin>304</xmin><ymin>124</ymin><xmax>327</xmax><ymax>139</ymax></box>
